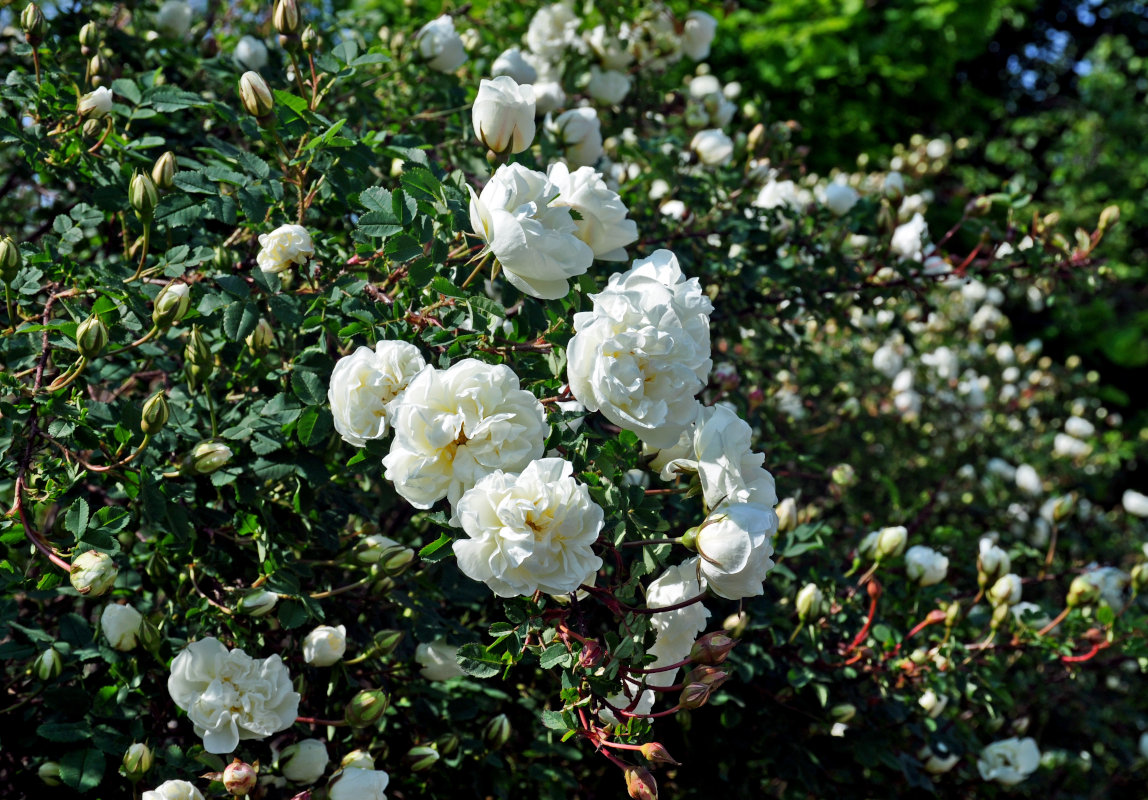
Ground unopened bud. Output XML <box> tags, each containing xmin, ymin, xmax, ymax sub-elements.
<box><xmin>76</xmin><ymin>315</ymin><xmax>108</xmax><ymax>359</ymax></box>
<box><xmin>32</xmin><ymin>647</ymin><xmax>63</xmax><ymax>681</ymax></box>
<box><xmin>79</xmin><ymin>21</ymin><xmax>100</xmax><ymax>52</ymax></box>
<box><xmin>990</xmin><ymin>601</ymin><xmax>1011</xmax><ymax>629</ymax></box>
<box><xmin>746</xmin><ymin>122</ymin><xmax>765</xmax><ymax>154</ymax></box>
<box><xmin>1131</xmin><ymin>564</ymin><xmax>1148</xmax><ymax>595</ymax></box>
<box><xmin>829</xmin><ymin>703</ymin><xmax>856</xmax><ymax>723</ymax></box>
<box><xmin>795</xmin><ymin>583</ymin><xmax>824</xmax><ymax>622</ymax></box>
<box><xmin>0</xmin><ymin>236</ymin><xmax>21</xmax><ymax>283</ymax></box>
<box><xmin>830</xmin><ymin>463</ymin><xmax>857</xmax><ymax>488</ymax></box>
<box><xmin>1098</xmin><ymin>205</ymin><xmax>1120</xmax><ymax>233</ymax></box>
<box><xmin>137</xmin><ymin>617</ymin><xmax>161</xmax><ymax>651</ymax></box>
<box><xmin>966</xmin><ymin>196</ymin><xmax>993</xmax><ymax>217</ymax></box>
<box><xmin>152</xmin><ymin>281</ymin><xmax>190</xmax><ymax>329</ymax></box>
<box><xmin>239</xmin><ymin>71</ymin><xmax>274</xmax><ymax>120</ymax></box>
<box><xmin>300</xmin><ymin>25</ymin><xmax>317</xmax><ymax>51</ymax></box>
<box><xmin>624</xmin><ymin>766</ymin><xmax>658</xmax><ymax>800</ymax></box>
<box><xmin>482</xmin><ymin>714</ymin><xmax>511</xmax><ymax>750</ymax></box>
<box><xmin>689</xmin><ymin>631</ymin><xmax>736</xmax><ymax>665</ymax></box>
<box><xmin>405</xmin><ymin>745</ymin><xmax>439</xmax><ymax>772</ymax></box>
<box><xmin>639</xmin><ymin>742</ymin><xmax>679</xmax><ymax>766</ymax></box>
<box><xmin>578</xmin><ymin>639</ymin><xmax>604</xmax><ymax>668</ymax></box>
<box><xmin>345</xmin><ymin>689</ymin><xmax>389</xmax><ymax>728</ymax></box>
<box><xmin>273</xmin><ymin>0</ymin><xmax>301</xmax><ymax>35</ymax></box>
<box><xmin>39</xmin><ymin>762</ymin><xmax>62</xmax><ymax>786</ymax></box>
<box><xmin>988</xmin><ymin>573</ymin><xmax>1022</xmax><ymax>608</ymax></box>
<box><xmin>82</xmin><ymin>118</ymin><xmax>103</xmax><ymax>138</ymax></box>
<box><xmin>678</xmin><ymin>682</ymin><xmax>710</xmax><ymax>710</ymax></box>
<box><xmin>190</xmin><ymin>440</ymin><xmax>233</xmax><ymax>475</ymax></box>
<box><xmin>776</xmin><ymin>497</ymin><xmax>797</xmax><ymax>533</ymax></box>
<box><xmin>151</xmin><ymin>151</ymin><xmax>177</xmax><ymax>190</ymax></box>
<box><xmin>340</xmin><ymin>749</ymin><xmax>375</xmax><ymax>770</ymax></box>
<box><xmin>245</xmin><ymin>317</ymin><xmax>274</xmax><ymax>353</ymax></box>
<box><xmin>221</xmin><ymin>760</ymin><xmax>257</xmax><ymax>795</ymax></box>
<box><xmin>1067</xmin><ymin>574</ymin><xmax>1100</xmax><ymax>608</ymax></box>
<box><xmin>129</xmin><ymin>171</ymin><xmax>158</xmax><ymax>222</ymax></box>
<box><xmin>122</xmin><ymin>743</ymin><xmax>152</xmax><ymax>780</ymax></box>
<box><xmin>70</xmin><ymin>550</ymin><xmax>118</xmax><ymax>596</ymax></box>
<box><xmin>683</xmin><ymin>664</ymin><xmax>729</xmax><ymax>691</ymax></box>
<box><xmin>21</xmin><ymin>3</ymin><xmax>47</xmax><ymax>42</ymax></box>
<box><xmin>88</xmin><ymin>54</ymin><xmax>104</xmax><ymax>79</ymax></box>
<box><xmin>377</xmin><ymin>544</ymin><xmax>414</xmax><ymax>576</ymax></box>
<box><xmin>238</xmin><ymin>588</ymin><xmax>278</xmax><ymax>616</ymax></box>
<box><xmin>140</xmin><ymin>391</ymin><xmax>170</xmax><ymax>435</ymax></box>
<box><xmin>874</xmin><ymin>525</ymin><xmax>908</xmax><ymax>561</ymax></box>
<box><xmin>185</xmin><ymin>326</ymin><xmax>213</xmax><ymax>388</ymax></box>
<box><xmin>370</xmin><ymin>628</ymin><xmax>404</xmax><ymax>657</ymax></box>
<box><xmin>944</xmin><ymin>602</ymin><xmax>961</xmax><ymax>628</ymax></box>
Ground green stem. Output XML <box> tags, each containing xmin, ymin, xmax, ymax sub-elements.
<box><xmin>460</xmin><ymin>251</ymin><xmax>493</xmax><ymax>291</ymax></box>
<box><xmin>205</xmin><ymin>390</ymin><xmax>218</xmax><ymax>438</ymax></box>
<box><xmin>4</xmin><ymin>285</ymin><xmax>15</xmax><ymax>332</ymax></box>
<box><xmin>44</xmin><ymin>357</ymin><xmax>87</xmax><ymax>393</ymax></box>
<box><xmin>125</xmin><ymin>225</ymin><xmax>151</xmax><ymax>283</ymax></box>
<box><xmin>107</xmin><ymin>326</ymin><xmax>160</xmax><ymax>356</ymax></box>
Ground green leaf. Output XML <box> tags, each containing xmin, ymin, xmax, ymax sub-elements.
<box><xmin>291</xmin><ymin>371</ymin><xmax>326</xmax><ymax>406</ymax></box>
<box><xmin>539</xmin><ymin>646</ymin><xmax>574</xmax><ymax>669</ymax></box>
<box><xmin>541</xmin><ymin>709</ymin><xmax>571</xmax><ymax>731</ymax></box>
<box><xmin>456</xmin><ymin>642</ymin><xmax>502</xmax><ymax>679</ymax></box>
<box><xmin>418</xmin><ymin>532</ymin><xmax>454</xmax><ymax>563</ymax></box>
<box><xmin>110</xmin><ymin>78</ymin><xmax>141</xmax><ymax>105</ymax></box>
<box><xmin>65</xmin><ymin>499</ymin><xmax>89</xmax><ymax>541</ymax></box>
<box><xmin>60</xmin><ymin>748</ymin><xmax>105</xmax><ymax>793</ymax></box>
<box><xmin>38</xmin><ymin>722</ymin><xmax>92</xmax><ymax>743</ymax></box>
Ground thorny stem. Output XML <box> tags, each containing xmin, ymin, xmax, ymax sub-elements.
<box><xmin>1037</xmin><ymin>607</ymin><xmax>1071</xmax><ymax>638</ymax></box>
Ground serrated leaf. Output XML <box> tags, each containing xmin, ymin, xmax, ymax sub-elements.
<box><xmin>38</xmin><ymin>722</ymin><xmax>91</xmax><ymax>743</ymax></box>
<box><xmin>292</xmin><ymin>371</ymin><xmax>326</xmax><ymax>406</ymax></box>
<box><xmin>541</xmin><ymin>709</ymin><xmax>571</xmax><ymax>731</ymax></box>
<box><xmin>111</xmin><ymin>78</ymin><xmax>141</xmax><ymax>105</ymax></box>
<box><xmin>418</xmin><ymin>532</ymin><xmax>454</xmax><ymax>562</ymax></box>
<box><xmin>456</xmin><ymin>642</ymin><xmax>501</xmax><ymax>679</ymax></box>
<box><xmin>65</xmin><ymin>499</ymin><xmax>89</xmax><ymax>540</ymax></box>
<box><xmin>539</xmin><ymin>646</ymin><xmax>573</xmax><ymax>669</ymax></box>
<box><xmin>60</xmin><ymin>748</ymin><xmax>105</xmax><ymax>793</ymax></box>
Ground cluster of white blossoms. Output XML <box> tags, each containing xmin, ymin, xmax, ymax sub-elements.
<box><xmin>167</xmin><ymin>637</ymin><xmax>299</xmax><ymax>754</ymax></box>
<box><xmin>256</xmin><ymin>223</ymin><xmax>315</xmax><ymax>275</ymax></box>
<box><xmin>327</xmin><ymin>340</ymin><xmax>426</xmax><ymax>446</ymax></box>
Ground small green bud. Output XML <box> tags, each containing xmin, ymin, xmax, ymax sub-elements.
<box><xmin>1067</xmin><ymin>574</ymin><xmax>1100</xmax><ymax>608</ymax></box>
<box><xmin>70</xmin><ymin>550</ymin><xmax>118</xmax><ymax>596</ymax></box>
<box><xmin>152</xmin><ymin>281</ymin><xmax>190</xmax><ymax>328</ymax></box>
<box><xmin>190</xmin><ymin>440</ymin><xmax>233</xmax><ymax>475</ymax></box>
<box><xmin>830</xmin><ymin>463</ymin><xmax>857</xmax><ymax>488</ymax></box>
<box><xmin>944</xmin><ymin>601</ymin><xmax>961</xmax><ymax>628</ymax></box>
<box><xmin>273</xmin><ymin>0</ymin><xmax>300</xmax><ymax>36</ymax></box>
<box><xmin>990</xmin><ymin>601</ymin><xmax>1011</xmax><ymax>630</ymax></box>
<box><xmin>129</xmin><ymin>171</ymin><xmax>158</xmax><ymax>221</ymax></box>
<box><xmin>32</xmin><ymin>647</ymin><xmax>63</xmax><ymax>681</ymax></box>
<box><xmin>345</xmin><ymin>689</ymin><xmax>389</xmax><ymax>728</ymax></box>
<box><xmin>76</xmin><ymin>315</ymin><xmax>108</xmax><ymax>359</ymax></box>
<box><xmin>829</xmin><ymin>703</ymin><xmax>857</xmax><ymax>724</ymax></box>
<box><xmin>21</xmin><ymin>3</ymin><xmax>48</xmax><ymax>42</ymax></box>
<box><xmin>88</xmin><ymin>53</ymin><xmax>104</xmax><ymax>79</ymax></box>
<box><xmin>151</xmin><ymin>151</ymin><xmax>176</xmax><ymax>190</ymax></box>
<box><xmin>185</xmin><ymin>326</ymin><xmax>213</xmax><ymax>389</ymax></box>
<box><xmin>82</xmin><ymin>118</ymin><xmax>103</xmax><ymax>139</ymax></box>
<box><xmin>874</xmin><ymin>525</ymin><xmax>908</xmax><ymax>561</ymax></box>
<box><xmin>0</xmin><ymin>236</ymin><xmax>21</xmax><ymax>284</ymax></box>
<box><xmin>238</xmin><ymin>588</ymin><xmax>279</xmax><ymax>616</ymax></box>
<box><xmin>1131</xmin><ymin>563</ymin><xmax>1148</xmax><ymax>596</ymax></box>
<box><xmin>434</xmin><ymin>733</ymin><xmax>459</xmax><ymax>758</ymax></box>
<box><xmin>678</xmin><ymin>682</ymin><xmax>710</xmax><ymax>710</ymax></box>
<box><xmin>1098</xmin><ymin>204</ymin><xmax>1120</xmax><ymax>233</ymax></box>
<box><xmin>482</xmin><ymin>713</ymin><xmax>512</xmax><ymax>750</ymax></box>
<box><xmin>140</xmin><ymin>391</ymin><xmax>170</xmax><ymax>435</ymax></box>
<box><xmin>245</xmin><ymin>317</ymin><xmax>274</xmax><ymax>353</ymax></box>
<box><xmin>371</xmin><ymin>628</ymin><xmax>404</xmax><ymax>657</ymax></box>
<box><xmin>404</xmin><ymin>745</ymin><xmax>439</xmax><ymax>772</ymax></box>
<box><xmin>122</xmin><ymin>743</ymin><xmax>152</xmax><ymax>780</ymax></box>
<box><xmin>795</xmin><ymin>583</ymin><xmax>824</xmax><ymax>623</ymax></box>
<box><xmin>137</xmin><ymin>617</ymin><xmax>161</xmax><ymax>652</ymax></box>
<box><xmin>79</xmin><ymin>21</ymin><xmax>100</xmax><ymax>52</ymax></box>
<box><xmin>39</xmin><ymin>761</ymin><xmax>62</xmax><ymax>787</ymax></box>
<box><xmin>238</xmin><ymin>71</ymin><xmax>274</xmax><ymax>120</ymax></box>
<box><xmin>301</xmin><ymin>24</ymin><xmax>317</xmax><ymax>51</ymax></box>
<box><xmin>340</xmin><ymin>749</ymin><xmax>375</xmax><ymax>770</ymax></box>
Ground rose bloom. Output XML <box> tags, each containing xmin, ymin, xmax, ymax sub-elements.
<box><xmin>78</xmin><ymin>86</ymin><xmax>114</xmax><ymax>118</ymax></box>
<box><xmin>691</xmin><ymin>404</ymin><xmax>778</xmax><ymax>509</ymax></box>
<box><xmin>681</xmin><ymin>10</ymin><xmax>718</xmax><ymax>60</ymax></box>
<box><xmin>525</xmin><ymin>2</ymin><xmax>580</xmax><ymax>60</ymax></box>
<box><xmin>469</xmin><ymin>163</ymin><xmax>594</xmax><ymax>299</ymax></box>
<box><xmin>691</xmin><ymin>129</ymin><xmax>734</xmax><ymax>167</ymax></box>
<box><xmin>454</xmin><ymin>458</ymin><xmax>604</xmax><ymax>597</ymax></box>
<box><xmin>977</xmin><ymin>737</ymin><xmax>1041</xmax><ymax>785</ymax></box>
<box><xmin>143</xmin><ymin>780</ymin><xmax>204</xmax><ymax>800</ymax></box>
<box><xmin>695</xmin><ymin>503</ymin><xmax>778</xmax><ymax>600</ymax></box>
<box><xmin>548</xmin><ymin>107</ymin><xmax>605</xmax><ymax>167</ymax></box>
<box><xmin>905</xmin><ymin>545</ymin><xmax>949</xmax><ymax>587</ymax></box>
<box><xmin>302</xmin><ymin>625</ymin><xmax>347</xmax><ymax>667</ymax></box>
<box><xmin>257</xmin><ymin>224</ymin><xmax>314</xmax><ymax>274</ymax></box>
<box><xmin>890</xmin><ymin>212</ymin><xmax>928</xmax><ymax>261</ymax></box>
<box><xmin>491</xmin><ymin>47</ymin><xmax>538</xmax><ymax>85</ymax></box>
<box><xmin>383</xmin><ymin>359</ymin><xmax>548</xmax><ymax>521</ymax></box>
<box><xmin>167</xmin><ymin>637</ymin><xmax>299</xmax><ymax>754</ymax></box>
<box><xmin>587</xmin><ymin>66</ymin><xmax>631</xmax><ymax>105</ymax></box>
<box><xmin>824</xmin><ymin>181</ymin><xmax>860</xmax><ymax>216</ymax></box>
<box><xmin>472</xmin><ymin>77</ymin><xmax>536</xmax><ymax>155</ymax></box>
<box><xmin>279</xmin><ymin>739</ymin><xmax>330</xmax><ymax>784</ymax></box>
<box><xmin>546</xmin><ymin>162</ymin><xmax>638</xmax><ymax>261</ymax></box>
<box><xmin>567</xmin><ymin>249</ymin><xmax>713</xmax><ymax>449</ymax></box>
<box><xmin>328</xmin><ymin>767</ymin><xmax>390</xmax><ymax>800</ymax></box>
<box><xmin>100</xmin><ymin>602</ymin><xmax>143</xmax><ymax>651</ymax></box>
<box><xmin>234</xmin><ymin>35</ymin><xmax>269</xmax><ymax>71</ymax></box>
<box><xmin>415</xmin><ymin>15</ymin><xmax>467</xmax><ymax>72</ymax></box>
<box><xmin>1123</xmin><ymin>488</ymin><xmax>1148</xmax><ymax>517</ymax></box>
<box><xmin>415</xmin><ymin>641</ymin><xmax>465</xmax><ymax>681</ymax></box>
<box><xmin>327</xmin><ymin>341</ymin><xmax>426</xmax><ymax>446</ymax></box>
<box><xmin>155</xmin><ymin>1</ymin><xmax>192</xmax><ymax>38</ymax></box>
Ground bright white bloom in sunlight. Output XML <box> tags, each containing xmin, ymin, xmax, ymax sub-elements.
<box><xmin>327</xmin><ymin>341</ymin><xmax>426</xmax><ymax>446</ymax></box>
<box><xmin>383</xmin><ymin>360</ymin><xmax>548</xmax><ymax>520</ymax></box>
<box><xmin>472</xmin><ymin>77</ymin><xmax>536</xmax><ymax>155</ymax></box>
<box><xmin>234</xmin><ymin>35</ymin><xmax>269</xmax><ymax>71</ymax></box>
<box><xmin>1054</xmin><ymin>433</ymin><xmax>1091</xmax><ymax>458</ymax></box>
<box><xmin>905</xmin><ymin>545</ymin><xmax>949</xmax><ymax>587</ymax></box>
<box><xmin>101</xmin><ymin>602</ymin><xmax>143</xmax><ymax>651</ymax></box>
<box><xmin>155</xmin><ymin>1</ymin><xmax>193</xmax><ymax>38</ymax></box>
<box><xmin>1079</xmin><ymin>566</ymin><xmax>1130</xmax><ymax>608</ymax></box>
<box><xmin>1064</xmin><ymin>415</ymin><xmax>1095</xmax><ymax>438</ymax></box>
<box><xmin>469</xmin><ymin>163</ymin><xmax>594</xmax><ymax>299</ymax></box>
<box><xmin>492</xmin><ymin>48</ymin><xmax>538</xmax><ymax>85</ymax></box>
<box><xmin>548</xmin><ymin>107</ymin><xmax>605</xmax><ymax>167</ymax></box>
<box><xmin>415</xmin><ymin>641</ymin><xmax>465</xmax><ymax>681</ymax></box>
<box><xmin>1123</xmin><ymin>489</ymin><xmax>1148</xmax><ymax>517</ymax></box>
<box><xmin>302</xmin><ymin>625</ymin><xmax>347</xmax><ymax>667</ymax></box>
<box><xmin>977</xmin><ymin>737</ymin><xmax>1041</xmax><ymax>785</ymax></box>
<box><xmin>919</xmin><ymin>689</ymin><xmax>948</xmax><ymax>718</ymax></box>
<box><xmin>167</xmin><ymin>637</ymin><xmax>299</xmax><ymax>754</ymax></box>
<box><xmin>754</xmin><ymin>179</ymin><xmax>801</xmax><ymax>211</ymax></box>
<box><xmin>587</xmin><ymin>66</ymin><xmax>632</xmax><ymax>105</ymax></box>
<box><xmin>328</xmin><ymin>767</ymin><xmax>390</xmax><ymax>800</ymax></box>
<box><xmin>257</xmin><ymin>224</ymin><xmax>314</xmax><ymax>274</ymax></box>
<box><xmin>691</xmin><ymin>129</ymin><xmax>734</xmax><ymax>166</ymax></box>
<box><xmin>1015</xmin><ymin>463</ymin><xmax>1042</xmax><ymax>496</ymax></box>
<box><xmin>891</xmin><ymin>212</ymin><xmax>928</xmax><ymax>261</ymax></box>
<box><xmin>586</xmin><ymin>25</ymin><xmax>633</xmax><ymax>70</ymax></box>
<box><xmin>824</xmin><ymin>182</ymin><xmax>860</xmax><ymax>216</ymax></box>
<box><xmin>546</xmin><ymin>162</ymin><xmax>638</xmax><ymax>261</ymax></box>
<box><xmin>78</xmin><ymin>86</ymin><xmax>114</xmax><ymax>118</ymax></box>
<box><xmin>694</xmin><ymin>503</ymin><xmax>777</xmax><ymax>600</ymax></box>
<box><xmin>681</xmin><ymin>10</ymin><xmax>718</xmax><ymax>60</ymax></box>
<box><xmin>280</xmin><ymin>739</ymin><xmax>330</xmax><ymax>784</ymax></box>
<box><xmin>454</xmin><ymin>458</ymin><xmax>604</xmax><ymax>596</ymax></box>
<box><xmin>567</xmin><ymin>250</ymin><xmax>713</xmax><ymax>448</ymax></box>
<box><xmin>416</xmin><ymin>15</ymin><xmax>467</xmax><ymax>73</ymax></box>
<box><xmin>526</xmin><ymin>2</ymin><xmax>581</xmax><ymax>59</ymax></box>
<box><xmin>143</xmin><ymin>780</ymin><xmax>204</xmax><ymax>800</ymax></box>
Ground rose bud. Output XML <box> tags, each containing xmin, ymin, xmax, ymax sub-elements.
<box><xmin>624</xmin><ymin>766</ymin><xmax>658</xmax><ymax>800</ymax></box>
<box><xmin>689</xmin><ymin>631</ymin><xmax>736</xmax><ymax>665</ymax></box>
<box><xmin>345</xmin><ymin>689</ymin><xmax>389</xmax><ymax>728</ymax></box>
<box><xmin>70</xmin><ymin>550</ymin><xmax>118</xmax><ymax>596</ymax></box>
<box><xmin>238</xmin><ymin>71</ymin><xmax>274</xmax><ymax>121</ymax></box>
<box><xmin>223</xmin><ymin>759</ymin><xmax>258</xmax><ymax>795</ymax></box>
<box><xmin>482</xmin><ymin>713</ymin><xmax>512</xmax><ymax>750</ymax></box>
<box><xmin>140</xmin><ymin>391</ymin><xmax>170</xmax><ymax>435</ymax></box>
<box><xmin>76</xmin><ymin>315</ymin><xmax>108</xmax><ymax>359</ymax></box>
<box><xmin>122</xmin><ymin>743</ymin><xmax>153</xmax><ymax>780</ymax></box>
<box><xmin>404</xmin><ymin>745</ymin><xmax>439</xmax><ymax>772</ymax></box>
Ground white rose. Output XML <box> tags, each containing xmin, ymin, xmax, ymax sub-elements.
<box><xmin>977</xmin><ymin>737</ymin><xmax>1041</xmax><ymax>785</ymax></box>
<box><xmin>327</xmin><ymin>340</ymin><xmax>426</xmax><ymax>447</ymax></box>
<box><xmin>567</xmin><ymin>249</ymin><xmax>712</xmax><ymax>448</ymax></box>
<box><xmin>302</xmin><ymin>625</ymin><xmax>347</xmax><ymax>667</ymax></box>
<box><xmin>586</xmin><ymin>25</ymin><xmax>633</xmax><ymax>70</ymax></box>
<box><xmin>824</xmin><ymin>182</ymin><xmax>860</xmax><ymax>216</ymax></box>
<box><xmin>257</xmin><ymin>224</ymin><xmax>314</xmax><ymax>274</ymax></box>
<box><xmin>279</xmin><ymin>739</ymin><xmax>330</xmax><ymax>784</ymax></box>
<box><xmin>978</xmin><ymin>538</ymin><xmax>1011</xmax><ymax>577</ymax></box>
<box><xmin>328</xmin><ymin>767</ymin><xmax>390</xmax><ymax>800</ymax></box>
<box><xmin>872</xmin><ymin>344</ymin><xmax>904</xmax><ymax>377</ymax></box>
<box><xmin>531</xmin><ymin>80</ymin><xmax>567</xmax><ymax>116</ymax></box>
<box><xmin>691</xmin><ymin>128</ymin><xmax>734</xmax><ymax>167</ymax></box>
<box><xmin>546</xmin><ymin>162</ymin><xmax>638</xmax><ymax>261</ymax></box>
<box><xmin>587</xmin><ymin>66</ymin><xmax>631</xmax><ymax>105</ymax></box>
<box><xmin>918</xmin><ymin>689</ymin><xmax>948</xmax><ymax>718</ymax></box>
<box><xmin>694</xmin><ymin>503</ymin><xmax>777</xmax><ymax>600</ymax></box>
<box><xmin>383</xmin><ymin>360</ymin><xmax>548</xmax><ymax>520</ymax></box>
<box><xmin>234</xmin><ymin>35</ymin><xmax>269</xmax><ymax>71</ymax></box>
<box><xmin>891</xmin><ymin>213</ymin><xmax>928</xmax><ymax>261</ymax></box>
<box><xmin>988</xmin><ymin>573</ymin><xmax>1023</xmax><ymax>607</ymax></box>
<box><xmin>986</xmin><ymin>458</ymin><xmax>1017</xmax><ymax>482</ymax></box>
<box><xmin>155</xmin><ymin>1</ymin><xmax>192</xmax><ymax>38</ymax></box>
<box><xmin>873</xmin><ymin>525</ymin><xmax>908</xmax><ymax>560</ymax></box>
<box><xmin>472</xmin><ymin>77</ymin><xmax>536</xmax><ymax>155</ymax></box>
<box><xmin>1011</xmin><ymin>601</ymin><xmax>1052</xmax><ymax>629</ymax></box>
<box><xmin>691</xmin><ymin>404</ymin><xmax>778</xmax><ymax>510</ymax></box>
<box><xmin>143</xmin><ymin>780</ymin><xmax>204</xmax><ymax>800</ymax></box>
<box><xmin>1063</xmin><ymin>415</ymin><xmax>1094</xmax><ymax>438</ymax></box>
<box><xmin>78</xmin><ymin>86</ymin><xmax>114</xmax><ymax>118</ymax></box>
<box><xmin>416</xmin><ymin>15</ymin><xmax>467</xmax><ymax>73</ymax></box>
<box><xmin>1079</xmin><ymin>566</ymin><xmax>1130</xmax><ymax>609</ymax></box>
<box><xmin>681</xmin><ymin>10</ymin><xmax>718</xmax><ymax>60</ymax></box>
<box><xmin>526</xmin><ymin>2</ymin><xmax>581</xmax><ymax>60</ymax></box>
<box><xmin>1015</xmin><ymin>463</ymin><xmax>1042</xmax><ymax>496</ymax></box>
<box><xmin>468</xmin><ymin>162</ymin><xmax>594</xmax><ymax>299</ymax></box>
<box><xmin>167</xmin><ymin>637</ymin><xmax>299</xmax><ymax>754</ymax></box>
<box><xmin>905</xmin><ymin>545</ymin><xmax>949</xmax><ymax>587</ymax></box>
<box><xmin>754</xmin><ymin>179</ymin><xmax>801</xmax><ymax>211</ymax></box>
<box><xmin>548</xmin><ymin>107</ymin><xmax>605</xmax><ymax>167</ymax></box>
<box><xmin>491</xmin><ymin>48</ymin><xmax>538</xmax><ymax>85</ymax></box>
<box><xmin>1123</xmin><ymin>489</ymin><xmax>1148</xmax><ymax>518</ymax></box>
<box><xmin>100</xmin><ymin>602</ymin><xmax>143</xmax><ymax>651</ymax></box>
<box><xmin>415</xmin><ymin>641</ymin><xmax>466</xmax><ymax>681</ymax></box>
<box><xmin>454</xmin><ymin>458</ymin><xmax>604</xmax><ymax>596</ymax></box>
<box><xmin>1054</xmin><ymin>433</ymin><xmax>1091</xmax><ymax>458</ymax></box>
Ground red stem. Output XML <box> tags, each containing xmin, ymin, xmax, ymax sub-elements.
<box><xmin>844</xmin><ymin>582</ymin><xmax>881</xmax><ymax>654</ymax></box>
